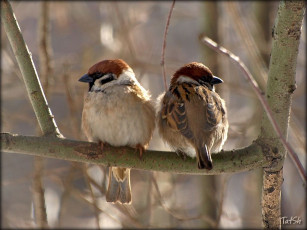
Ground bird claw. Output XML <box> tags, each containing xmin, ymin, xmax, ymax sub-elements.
<box><xmin>136</xmin><ymin>144</ymin><xmax>144</xmax><ymax>159</ymax></box>
<box><xmin>84</xmin><ymin>141</ymin><xmax>105</xmax><ymax>159</ymax></box>
<box><xmin>86</xmin><ymin>151</ymin><xmax>104</xmax><ymax>160</ymax></box>
<box><xmin>176</xmin><ymin>150</ymin><xmax>187</xmax><ymax>161</ymax></box>
<box><xmin>98</xmin><ymin>141</ymin><xmax>104</xmax><ymax>152</ymax></box>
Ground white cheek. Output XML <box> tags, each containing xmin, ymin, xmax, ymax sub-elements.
<box><xmin>176</xmin><ymin>75</ymin><xmax>200</xmax><ymax>85</ymax></box>
<box><xmin>118</xmin><ymin>70</ymin><xmax>152</xmax><ymax>99</ymax></box>
<box><xmin>117</xmin><ymin>69</ymin><xmax>136</xmax><ymax>83</ymax></box>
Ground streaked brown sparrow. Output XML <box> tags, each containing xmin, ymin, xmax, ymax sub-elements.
<box><xmin>156</xmin><ymin>62</ymin><xmax>228</xmax><ymax>170</ymax></box>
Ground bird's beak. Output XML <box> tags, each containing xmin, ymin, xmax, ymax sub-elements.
<box><xmin>211</xmin><ymin>76</ymin><xmax>223</xmax><ymax>85</ymax></box>
<box><xmin>78</xmin><ymin>74</ymin><xmax>93</xmax><ymax>83</ymax></box>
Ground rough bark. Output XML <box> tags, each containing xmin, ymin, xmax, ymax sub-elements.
<box><xmin>1</xmin><ymin>133</ymin><xmax>267</xmax><ymax>175</ymax></box>
<box><xmin>259</xmin><ymin>1</ymin><xmax>305</xmax><ymax>229</ymax></box>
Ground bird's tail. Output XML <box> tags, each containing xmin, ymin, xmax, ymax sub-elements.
<box><xmin>196</xmin><ymin>143</ymin><xmax>213</xmax><ymax>170</ymax></box>
<box><xmin>106</xmin><ymin>167</ymin><xmax>132</xmax><ymax>204</ymax></box>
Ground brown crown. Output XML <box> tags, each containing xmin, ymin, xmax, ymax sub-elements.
<box><xmin>171</xmin><ymin>62</ymin><xmax>213</xmax><ymax>85</ymax></box>
<box><xmin>88</xmin><ymin>59</ymin><xmax>131</xmax><ymax>76</ymax></box>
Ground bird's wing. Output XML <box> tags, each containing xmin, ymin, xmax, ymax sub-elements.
<box><xmin>193</xmin><ymin>86</ymin><xmax>225</xmax><ymax>131</ymax></box>
<box><xmin>161</xmin><ymin>84</ymin><xmax>194</xmax><ymax>141</ymax></box>
<box><xmin>161</xmin><ymin>83</ymin><xmax>225</xmax><ymax>140</ymax></box>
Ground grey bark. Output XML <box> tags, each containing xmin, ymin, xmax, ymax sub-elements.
<box><xmin>259</xmin><ymin>1</ymin><xmax>305</xmax><ymax>229</ymax></box>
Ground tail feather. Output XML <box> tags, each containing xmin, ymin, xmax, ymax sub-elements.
<box><xmin>106</xmin><ymin>167</ymin><xmax>131</xmax><ymax>204</ymax></box>
<box><xmin>196</xmin><ymin>144</ymin><xmax>213</xmax><ymax>170</ymax></box>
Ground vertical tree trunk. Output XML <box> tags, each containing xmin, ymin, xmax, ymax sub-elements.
<box><xmin>259</xmin><ymin>1</ymin><xmax>305</xmax><ymax>229</ymax></box>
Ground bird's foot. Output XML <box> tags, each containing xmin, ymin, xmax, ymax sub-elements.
<box><xmin>86</xmin><ymin>141</ymin><xmax>105</xmax><ymax>160</ymax></box>
<box><xmin>176</xmin><ymin>150</ymin><xmax>187</xmax><ymax>161</ymax></box>
<box><xmin>135</xmin><ymin>144</ymin><xmax>145</xmax><ymax>159</ymax></box>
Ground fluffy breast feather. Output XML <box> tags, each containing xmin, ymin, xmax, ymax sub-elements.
<box><xmin>82</xmin><ymin>84</ymin><xmax>155</xmax><ymax>147</ymax></box>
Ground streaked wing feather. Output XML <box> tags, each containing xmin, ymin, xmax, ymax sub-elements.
<box><xmin>196</xmin><ymin>87</ymin><xmax>223</xmax><ymax>129</ymax></box>
<box><xmin>161</xmin><ymin>85</ymin><xmax>194</xmax><ymax>141</ymax></box>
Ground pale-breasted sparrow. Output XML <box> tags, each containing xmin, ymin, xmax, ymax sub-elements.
<box><xmin>79</xmin><ymin>59</ymin><xmax>155</xmax><ymax>203</ymax></box>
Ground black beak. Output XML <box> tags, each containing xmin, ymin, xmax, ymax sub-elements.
<box><xmin>79</xmin><ymin>74</ymin><xmax>93</xmax><ymax>83</ymax></box>
<box><xmin>211</xmin><ymin>76</ymin><xmax>223</xmax><ymax>85</ymax></box>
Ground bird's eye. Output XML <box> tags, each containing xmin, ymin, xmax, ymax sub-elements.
<box><xmin>95</xmin><ymin>73</ymin><xmax>103</xmax><ymax>79</ymax></box>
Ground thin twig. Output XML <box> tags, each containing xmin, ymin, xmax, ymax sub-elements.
<box><xmin>215</xmin><ymin>175</ymin><xmax>230</xmax><ymax>228</ymax></box>
<box><xmin>38</xmin><ymin>1</ymin><xmax>53</xmax><ymax>97</ymax></box>
<box><xmin>68</xmin><ymin>187</ymin><xmax>124</xmax><ymax>227</ymax></box>
<box><xmin>83</xmin><ymin>165</ymin><xmax>101</xmax><ymax>229</ymax></box>
<box><xmin>161</xmin><ymin>0</ymin><xmax>176</xmax><ymax>91</ymax></box>
<box><xmin>151</xmin><ymin>176</ymin><xmax>216</xmax><ymax>226</ymax></box>
<box><xmin>32</xmin><ymin>157</ymin><xmax>48</xmax><ymax>229</ymax></box>
<box><xmin>56</xmin><ymin>163</ymin><xmax>79</xmax><ymax>227</ymax></box>
<box><xmin>226</xmin><ymin>2</ymin><xmax>268</xmax><ymax>91</ymax></box>
<box><xmin>199</xmin><ymin>36</ymin><xmax>306</xmax><ymax>183</ymax></box>
<box><xmin>62</xmin><ymin>64</ymin><xmax>81</xmax><ymax>139</ymax></box>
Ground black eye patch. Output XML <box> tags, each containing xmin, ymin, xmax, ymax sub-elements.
<box><xmin>98</xmin><ymin>73</ymin><xmax>115</xmax><ymax>85</ymax></box>
<box><xmin>199</xmin><ymin>76</ymin><xmax>214</xmax><ymax>90</ymax></box>
<box><xmin>93</xmin><ymin>72</ymin><xmax>104</xmax><ymax>79</ymax></box>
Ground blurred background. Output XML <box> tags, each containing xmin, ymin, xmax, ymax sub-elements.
<box><xmin>1</xmin><ymin>1</ymin><xmax>305</xmax><ymax>228</ymax></box>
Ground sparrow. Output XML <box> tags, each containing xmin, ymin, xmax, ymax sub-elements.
<box><xmin>79</xmin><ymin>59</ymin><xmax>155</xmax><ymax>204</ymax></box>
<box><xmin>156</xmin><ymin>62</ymin><xmax>228</xmax><ymax>170</ymax></box>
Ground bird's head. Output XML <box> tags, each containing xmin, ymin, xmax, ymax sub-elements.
<box><xmin>170</xmin><ymin>62</ymin><xmax>223</xmax><ymax>90</ymax></box>
<box><xmin>78</xmin><ymin>59</ymin><xmax>135</xmax><ymax>91</ymax></box>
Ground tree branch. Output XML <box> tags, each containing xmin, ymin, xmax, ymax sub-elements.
<box><xmin>161</xmin><ymin>0</ymin><xmax>176</xmax><ymax>91</ymax></box>
<box><xmin>1</xmin><ymin>0</ymin><xmax>62</xmax><ymax>137</ymax></box>
<box><xmin>199</xmin><ymin>35</ymin><xmax>306</xmax><ymax>183</ymax></box>
<box><xmin>38</xmin><ymin>1</ymin><xmax>53</xmax><ymax>98</ymax></box>
<box><xmin>32</xmin><ymin>156</ymin><xmax>48</xmax><ymax>228</ymax></box>
<box><xmin>1</xmin><ymin>133</ymin><xmax>268</xmax><ymax>175</ymax></box>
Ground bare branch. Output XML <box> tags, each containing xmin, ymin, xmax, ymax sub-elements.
<box><xmin>1</xmin><ymin>0</ymin><xmax>62</xmax><ymax>137</ymax></box>
<box><xmin>38</xmin><ymin>1</ymin><xmax>53</xmax><ymax>97</ymax></box>
<box><xmin>32</xmin><ymin>156</ymin><xmax>48</xmax><ymax>228</ymax></box>
<box><xmin>151</xmin><ymin>176</ymin><xmax>216</xmax><ymax>226</ymax></box>
<box><xmin>226</xmin><ymin>2</ymin><xmax>268</xmax><ymax>91</ymax></box>
<box><xmin>199</xmin><ymin>36</ymin><xmax>306</xmax><ymax>183</ymax></box>
<box><xmin>1</xmin><ymin>133</ymin><xmax>267</xmax><ymax>175</ymax></box>
<box><xmin>161</xmin><ymin>0</ymin><xmax>176</xmax><ymax>91</ymax></box>
<box><xmin>82</xmin><ymin>166</ymin><xmax>101</xmax><ymax>229</ymax></box>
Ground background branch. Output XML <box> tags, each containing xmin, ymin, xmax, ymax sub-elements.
<box><xmin>161</xmin><ymin>0</ymin><xmax>176</xmax><ymax>91</ymax></box>
<box><xmin>31</xmin><ymin>2</ymin><xmax>54</xmax><ymax>228</ymax></box>
<box><xmin>38</xmin><ymin>1</ymin><xmax>53</xmax><ymax>97</ymax></box>
<box><xmin>1</xmin><ymin>133</ymin><xmax>267</xmax><ymax>175</ymax></box>
<box><xmin>32</xmin><ymin>156</ymin><xmax>48</xmax><ymax>228</ymax></box>
<box><xmin>199</xmin><ymin>35</ymin><xmax>306</xmax><ymax>183</ymax></box>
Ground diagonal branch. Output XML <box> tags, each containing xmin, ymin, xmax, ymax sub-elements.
<box><xmin>199</xmin><ymin>35</ymin><xmax>306</xmax><ymax>183</ymax></box>
<box><xmin>1</xmin><ymin>0</ymin><xmax>62</xmax><ymax>138</ymax></box>
<box><xmin>1</xmin><ymin>133</ymin><xmax>268</xmax><ymax>175</ymax></box>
